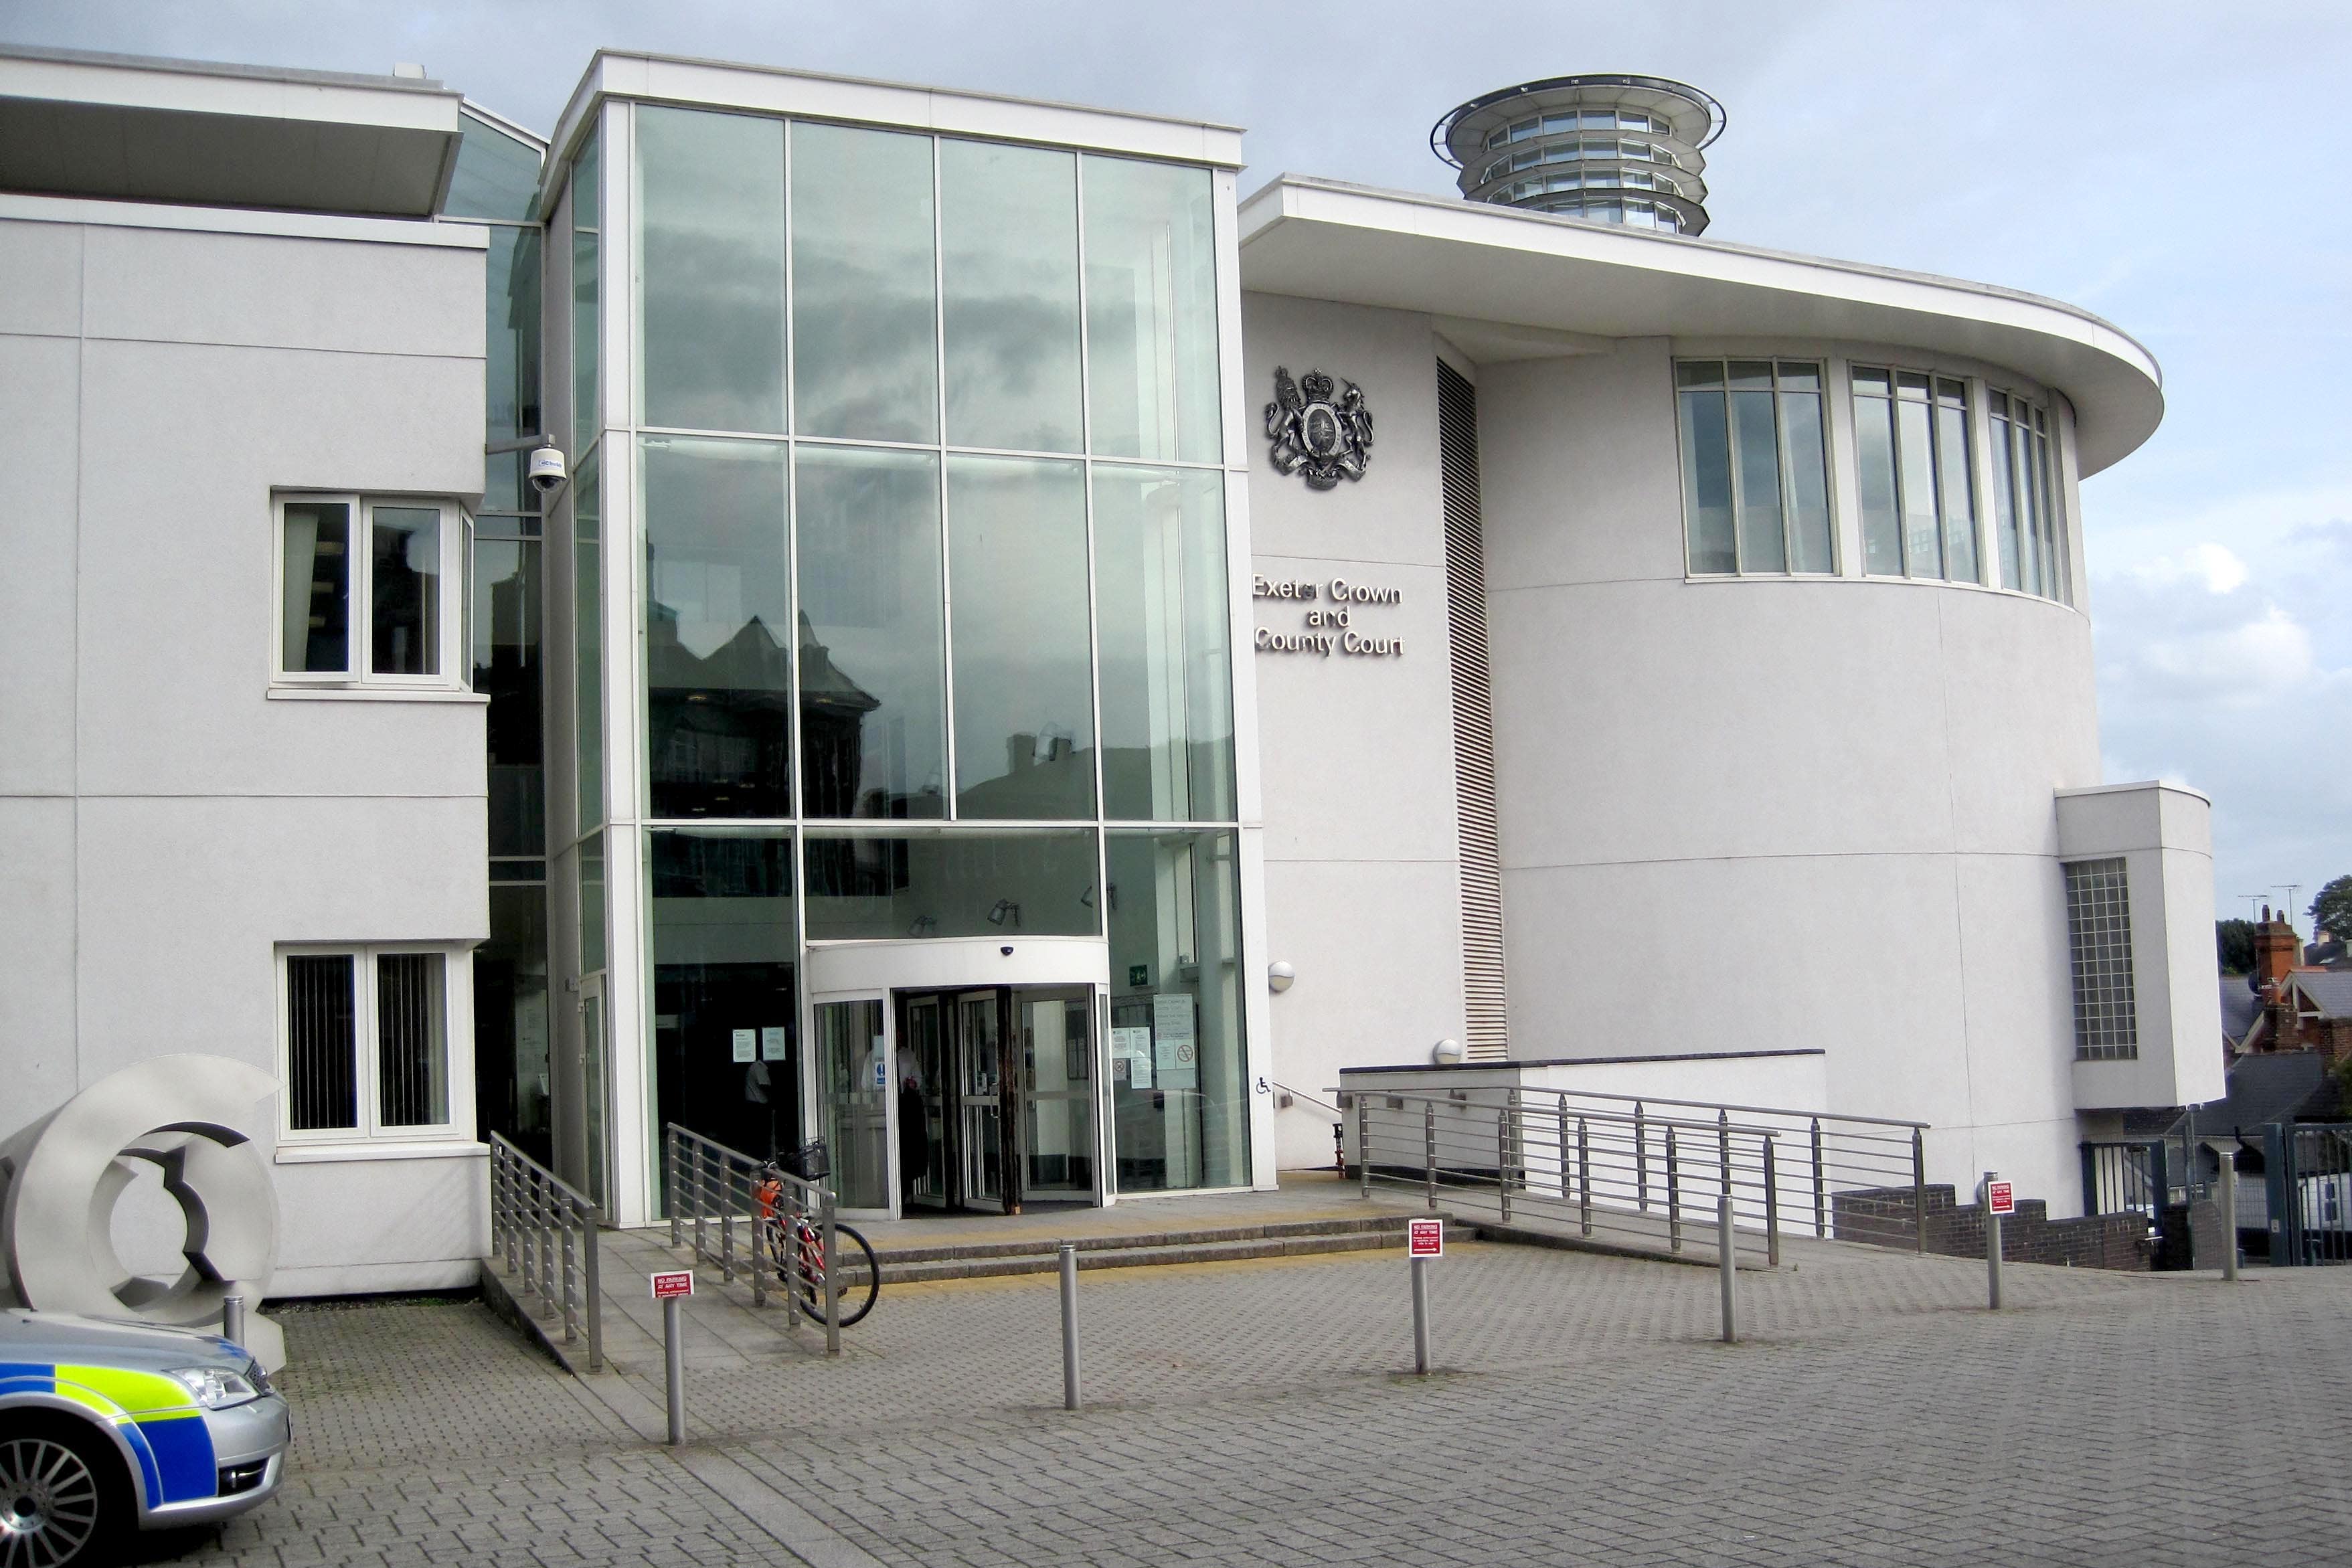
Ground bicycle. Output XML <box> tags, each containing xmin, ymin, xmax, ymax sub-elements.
<box><xmin>754</xmin><ymin>1154</ymin><xmax>881</xmax><ymax>1328</ymax></box>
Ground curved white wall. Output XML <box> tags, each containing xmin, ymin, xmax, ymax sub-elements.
<box><xmin>1478</xmin><ymin>337</ymin><xmax>2103</xmax><ymax>1210</ymax></box>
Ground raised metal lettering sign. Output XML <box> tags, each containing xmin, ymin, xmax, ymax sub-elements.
<box><xmin>1266</xmin><ymin>366</ymin><xmax>1373</xmax><ymax>489</ymax></box>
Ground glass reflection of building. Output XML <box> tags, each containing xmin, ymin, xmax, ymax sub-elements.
<box><xmin>544</xmin><ymin>72</ymin><xmax>1256</xmax><ymax>1223</ymax></box>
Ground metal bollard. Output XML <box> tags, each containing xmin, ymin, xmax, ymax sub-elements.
<box><xmin>2221</xmin><ymin>1159</ymin><xmax>2242</xmax><ymax>1281</ymax></box>
<box><xmin>1410</xmin><ymin>1255</ymin><xmax>1432</xmax><ymax>1376</ymax></box>
<box><xmin>663</xmin><ymin>1294</ymin><xmax>686</xmax><ymax>1446</ymax></box>
<box><xmin>1717</xmin><ymin>1197</ymin><xmax>1738</xmax><ymax>1343</ymax></box>
<box><xmin>222</xmin><ymin>1294</ymin><xmax>247</xmax><ymax>1348</ymax></box>
<box><xmin>1984</xmin><ymin>1172</ymin><xmax>2003</xmax><ymax>1311</ymax></box>
<box><xmin>1058</xmin><ymin>1243</ymin><xmax>1082</xmax><ymax>1411</ymax></box>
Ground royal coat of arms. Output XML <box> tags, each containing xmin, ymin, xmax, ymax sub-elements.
<box><xmin>1266</xmin><ymin>366</ymin><xmax>1373</xmax><ymax>489</ymax></box>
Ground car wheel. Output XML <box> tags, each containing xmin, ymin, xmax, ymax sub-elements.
<box><xmin>0</xmin><ymin>1415</ymin><xmax>128</xmax><ymax>1568</ymax></box>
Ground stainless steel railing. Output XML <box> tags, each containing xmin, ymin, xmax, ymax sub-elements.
<box><xmin>663</xmin><ymin>1122</ymin><xmax>843</xmax><ymax>1356</ymax></box>
<box><xmin>1536</xmin><ymin>1088</ymin><xmax>1932</xmax><ymax>1253</ymax></box>
<box><xmin>1344</xmin><ymin>1087</ymin><xmax>1781</xmax><ymax>1266</ymax></box>
<box><xmin>489</xmin><ymin>1134</ymin><xmax>603</xmax><ymax>1373</ymax></box>
<box><xmin>1341</xmin><ymin>1086</ymin><xmax>1937</xmax><ymax>1264</ymax></box>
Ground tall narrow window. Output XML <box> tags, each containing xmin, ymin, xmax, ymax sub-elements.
<box><xmin>377</xmin><ymin>953</ymin><xmax>450</xmax><ymax>1127</ymax></box>
<box><xmin>574</xmin><ymin>452</ymin><xmax>604</xmax><ymax>836</ymax></box>
<box><xmin>1082</xmin><ymin>154</ymin><xmax>1222</xmax><ymax>465</ymax></box>
<box><xmin>280</xmin><ymin>501</ymin><xmax>351</xmax><ymax>674</ymax></box>
<box><xmin>2066</xmin><ymin>859</ymin><xmax>2137</xmax><ymax>1061</ymax></box>
<box><xmin>1989</xmin><ymin>390</ymin><xmax>2068</xmax><ymax>604</ymax></box>
<box><xmin>1853</xmin><ymin>367</ymin><xmax>1979</xmax><ymax>582</ymax></box>
<box><xmin>791</xmin><ymin>122</ymin><xmax>935</xmax><ymax>443</ymax></box>
<box><xmin>571</xmin><ymin>130</ymin><xmax>600</xmax><ymax>457</ymax></box>
<box><xmin>286</xmin><ymin>953</ymin><xmax>358</xmax><ymax>1131</ymax></box>
<box><xmin>371</xmin><ymin>507</ymin><xmax>442</xmax><ymax>676</ymax></box>
<box><xmin>1675</xmin><ymin>359</ymin><xmax>1831</xmax><ymax>575</ymax></box>
<box><xmin>1092</xmin><ymin>465</ymin><xmax>1234</xmax><ymax>821</ymax></box>
<box><xmin>940</xmin><ymin>141</ymin><xmax>1082</xmax><ymax>454</ymax></box>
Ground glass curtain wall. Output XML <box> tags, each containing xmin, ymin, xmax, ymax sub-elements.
<box><xmin>450</xmin><ymin>106</ymin><xmax>553</xmax><ymax>1165</ymax></box>
<box><xmin>1673</xmin><ymin>359</ymin><xmax>1831</xmax><ymax>575</ymax></box>
<box><xmin>1853</xmin><ymin>367</ymin><xmax>1981</xmax><ymax>584</ymax></box>
<box><xmin>626</xmin><ymin>106</ymin><xmax>1247</xmax><ymax>1197</ymax></box>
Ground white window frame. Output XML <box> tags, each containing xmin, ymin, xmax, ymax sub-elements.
<box><xmin>275</xmin><ymin>942</ymin><xmax>475</xmax><ymax>1146</ymax></box>
<box><xmin>272</xmin><ymin>493</ymin><xmax>470</xmax><ymax>691</ymax></box>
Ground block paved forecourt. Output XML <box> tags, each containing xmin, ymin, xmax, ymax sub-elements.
<box><xmin>148</xmin><ymin>1238</ymin><xmax>2352</xmax><ymax>1568</ymax></box>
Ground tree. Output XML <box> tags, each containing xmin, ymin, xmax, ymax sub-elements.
<box><xmin>2217</xmin><ymin>919</ymin><xmax>2256</xmax><ymax>974</ymax></box>
<box><xmin>2312</xmin><ymin>876</ymin><xmax>2352</xmax><ymax>943</ymax></box>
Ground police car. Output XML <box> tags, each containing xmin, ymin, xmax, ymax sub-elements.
<box><xmin>2</xmin><ymin>1308</ymin><xmax>291</xmax><ymax>1565</ymax></box>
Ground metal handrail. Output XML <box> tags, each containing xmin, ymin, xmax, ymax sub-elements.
<box><xmin>1339</xmin><ymin>1084</ymin><xmax>1937</xmax><ymax>1258</ymax></box>
<box><xmin>488</xmin><ymin>1134</ymin><xmax>603</xmax><ymax>1374</ymax></box>
<box><xmin>663</xmin><ymin>1122</ymin><xmax>843</xmax><ymax>1356</ymax></box>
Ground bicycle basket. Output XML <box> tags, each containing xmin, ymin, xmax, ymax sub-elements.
<box><xmin>780</xmin><ymin>1138</ymin><xmax>830</xmax><ymax>1183</ymax></box>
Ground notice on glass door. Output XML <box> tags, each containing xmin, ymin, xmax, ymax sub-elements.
<box><xmin>731</xmin><ymin>1028</ymin><xmax>756</xmax><ymax>1063</ymax></box>
<box><xmin>760</xmin><ymin>1026</ymin><xmax>788</xmax><ymax>1061</ymax></box>
<box><xmin>1111</xmin><ymin>1026</ymin><xmax>1153</xmax><ymax>1088</ymax></box>
<box><xmin>1153</xmin><ymin>994</ymin><xmax>1197</xmax><ymax>1089</ymax></box>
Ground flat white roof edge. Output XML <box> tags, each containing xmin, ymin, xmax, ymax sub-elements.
<box><xmin>2055</xmin><ymin>780</ymin><xmax>2214</xmax><ymax>807</ymax></box>
<box><xmin>1240</xmin><ymin>175</ymin><xmax>2161</xmax><ymax>393</ymax></box>
<box><xmin>0</xmin><ymin>191</ymin><xmax>490</xmax><ymax>250</ymax></box>
<box><xmin>537</xmin><ymin>50</ymin><xmax>1245</xmax><ymax>206</ymax></box>
<box><xmin>0</xmin><ymin>46</ymin><xmax>463</xmax><ymax>135</ymax></box>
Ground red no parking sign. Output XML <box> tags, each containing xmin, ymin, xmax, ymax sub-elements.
<box><xmin>1408</xmin><ymin>1218</ymin><xmax>1444</xmax><ymax>1257</ymax></box>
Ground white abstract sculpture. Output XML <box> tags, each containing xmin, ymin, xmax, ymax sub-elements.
<box><xmin>0</xmin><ymin>1055</ymin><xmax>284</xmax><ymax>1369</ymax></box>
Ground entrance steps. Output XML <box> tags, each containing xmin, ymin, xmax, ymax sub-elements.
<box><xmin>873</xmin><ymin>1213</ymin><xmax>1411</xmax><ymax>1284</ymax></box>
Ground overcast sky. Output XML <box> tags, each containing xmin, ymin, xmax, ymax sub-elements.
<box><xmin>11</xmin><ymin>0</ymin><xmax>2346</xmax><ymax>932</ymax></box>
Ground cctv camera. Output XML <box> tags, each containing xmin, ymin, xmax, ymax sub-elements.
<box><xmin>526</xmin><ymin>441</ymin><xmax>568</xmax><ymax>495</ymax></box>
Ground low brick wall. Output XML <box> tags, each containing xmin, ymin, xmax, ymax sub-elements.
<box><xmin>1833</xmin><ymin>1185</ymin><xmax>2151</xmax><ymax>1271</ymax></box>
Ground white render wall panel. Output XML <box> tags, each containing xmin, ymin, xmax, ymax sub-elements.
<box><xmin>1242</xmin><ymin>292</ymin><xmax>1470</xmax><ymax>1162</ymax></box>
<box><xmin>0</xmin><ymin>217</ymin><xmax>82</xmax><ymax>337</ymax></box>
<box><xmin>271</xmin><ymin>1154</ymin><xmax>489</xmax><ymax>1296</ymax></box>
<box><xmin>0</xmin><ymin>799</ymin><xmax>79</xmax><ymax>1118</ymax></box>
<box><xmin>0</xmin><ymin>331</ymin><xmax>81</xmax><ymax>795</ymax></box>
<box><xmin>78</xmin><ymin>226</ymin><xmax>485</xmax><ymax>359</ymax></box>
<box><xmin>1477</xmin><ymin>344</ymin><xmax>1682</xmax><ymax>588</ymax></box>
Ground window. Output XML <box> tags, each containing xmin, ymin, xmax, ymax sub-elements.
<box><xmin>282</xmin><ymin>946</ymin><xmax>464</xmax><ymax>1139</ymax></box>
<box><xmin>2065</xmin><ymin>859</ymin><xmax>2137</xmax><ymax>1061</ymax></box>
<box><xmin>1851</xmin><ymin>367</ymin><xmax>1983</xmax><ymax>583</ymax></box>
<box><xmin>1989</xmin><ymin>390</ymin><xmax>2069</xmax><ymax>604</ymax></box>
<box><xmin>1675</xmin><ymin>359</ymin><xmax>1834</xmax><ymax>575</ymax></box>
<box><xmin>276</xmin><ymin>496</ymin><xmax>465</xmax><ymax>685</ymax></box>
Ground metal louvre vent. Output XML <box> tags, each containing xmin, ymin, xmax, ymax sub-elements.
<box><xmin>1438</xmin><ymin>359</ymin><xmax>1509</xmax><ymax>1060</ymax></box>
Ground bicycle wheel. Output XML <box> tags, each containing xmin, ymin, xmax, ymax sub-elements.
<box><xmin>795</xmin><ymin>1222</ymin><xmax>881</xmax><ymax>1327</ymax></box>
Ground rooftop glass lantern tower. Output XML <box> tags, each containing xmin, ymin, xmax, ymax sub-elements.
<box><xmin>1431</xmin><ymin>74</ymin><xmax>1724</xmax><ymax>235</ymax></box>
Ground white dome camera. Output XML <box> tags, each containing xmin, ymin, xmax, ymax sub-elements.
<box><xmin>526</xmin><ymin>440</ymin><xmax>569</xmax><ymax>496</ymax></box>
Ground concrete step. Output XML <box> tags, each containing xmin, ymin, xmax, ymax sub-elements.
<box><xmin>878</xmin><ymin>1224</ymin><xmax>1406</xmax><ymax>1284</ymax></box>
<box><xmin>869</xmin><ymin>1212</ymin><xmax>1412</xmax><ymax>1269</ymax></box>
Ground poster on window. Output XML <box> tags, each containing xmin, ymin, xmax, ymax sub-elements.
<box><xmin>731</xmin><ymin>1028</ymin><xmax>756</xmax><ymax>1064</ymax></box>
<box><xmin>760</xmin><ymin>1025</ymin><xmax>788</xmax><ymax>1062</ymax></box>
<box><xmin>1110</xmin><ymin>1025</ymin><xmax>1153</xmax><ymax>1088</ymax></box>
<box><xmin>1152</xmin><ymin>993</ymin><xmax>1197</xmax><ymax>1088</ymax></box>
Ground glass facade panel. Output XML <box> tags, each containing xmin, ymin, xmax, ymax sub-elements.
<box><xmin>791</xmin><ymin>122</ymin><xmax>937</xmax><ymax>443</ymax></box>
<box><xmin>1082</xmin><ymin>155</ymin><xmax>1222</xmax><ymax>464</ymax></box>
<box><xmin>369</xmin><ymin>506</ymin><xmax>441</xmax><ymax>676</ymax></box>
<box><xmin>1674</xmin><ymin>359</ymin><xmax>1827</xmax><ymax>575</ymax></box>
<box><xmin>796</xmin><ymin>446</ymin><xmax>946</xmax><ymax>819</ymax></box>
<box><xmin>574</xmin><ymin>451</ymin><xmax>604</xmax><ymax>835</ymax></box>
<box><xmin>816</xmin><ymin>999</ymin><xmax>890</xmax><ymax>1209</ymax></box>
<box><xmin>803</xmin><ymin>830</ymin><xmax>1100</xmax><ymax>940</ymax></box>
<box><xmin>446</xmin><ymin>112</ymin><xmax>542</xmax><ymax>222</ymax></box>
<box><xmin>637</xmin><ymin>106</ymin><xmax>786</xmax><ymax>435</ymax></box>
<box><xmin>947</xmin><ymin>456</ymin><xmax>1094</xmax><ymax>819</ymax></box>
<box><xmin>474</xmin><ymin>879</ymin><xmax>551</xmax><ymax>1164</ymax></box>
<box><xmin>1092</xmin><ymin>465</ymin><xmax>1235</xmax><ymax>821</ymax></box>
<box><xmin>281</xmin><ymin>501</ymin><xmax>350</xmax><ymax>673</ymax></box>
<box><xmin>940</xmin><ymin>140</ymin><xmax>1082</xmax><ymax>453</ymax></box>
<box><xmin>473</xmin><ymin>538</ymin><xmax>545</xmax><ymax>857</ymax></box>
<box><xmin>650</xmin><ymin>831</ymin><xmax>799</xmax><ymax>1174</ymax></box>
<box><xmin>1853</xmin><ymin>373</ymin><xmax>1904</xmax><ymax>575</ymax></box>
<box><xmin>1780</xmin><ymin>378</ymin><xmax>1833</xmax><ymax>572</ymax></box>
<box><xmin>579</xmin><ymin>831</ymin><xmax>606</xmax><ymax>974</ymax></box>
<box><xmin>1106</xmin><ymin>829</ymin><xmax>1247</xmax><ymax>1192</ymax></box>
<box><xmin>643</xmin><ymin>436</ymin><xmax>792</xmax><ymax>818</ymax></box>
<box><xmin>486</xmin><ymin>226</ymin><xmax>542</xmax><ymax>445</ymax></box>
<box><xmin>571</xmin><ymin>130</ymin><xmax>598</xmax><ymax>456</ymax></box>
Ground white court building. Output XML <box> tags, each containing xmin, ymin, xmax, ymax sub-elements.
<box><xmin>0</xmin><ymin>48</ymin><xmax>2220</xmax><ymax>1296</ymax></box>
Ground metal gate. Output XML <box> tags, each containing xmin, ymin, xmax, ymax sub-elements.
<box><xmin>2264</xmin><ymin>1122</ymin><xmax>2352</xmax><ymax>1265</ymax></box>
